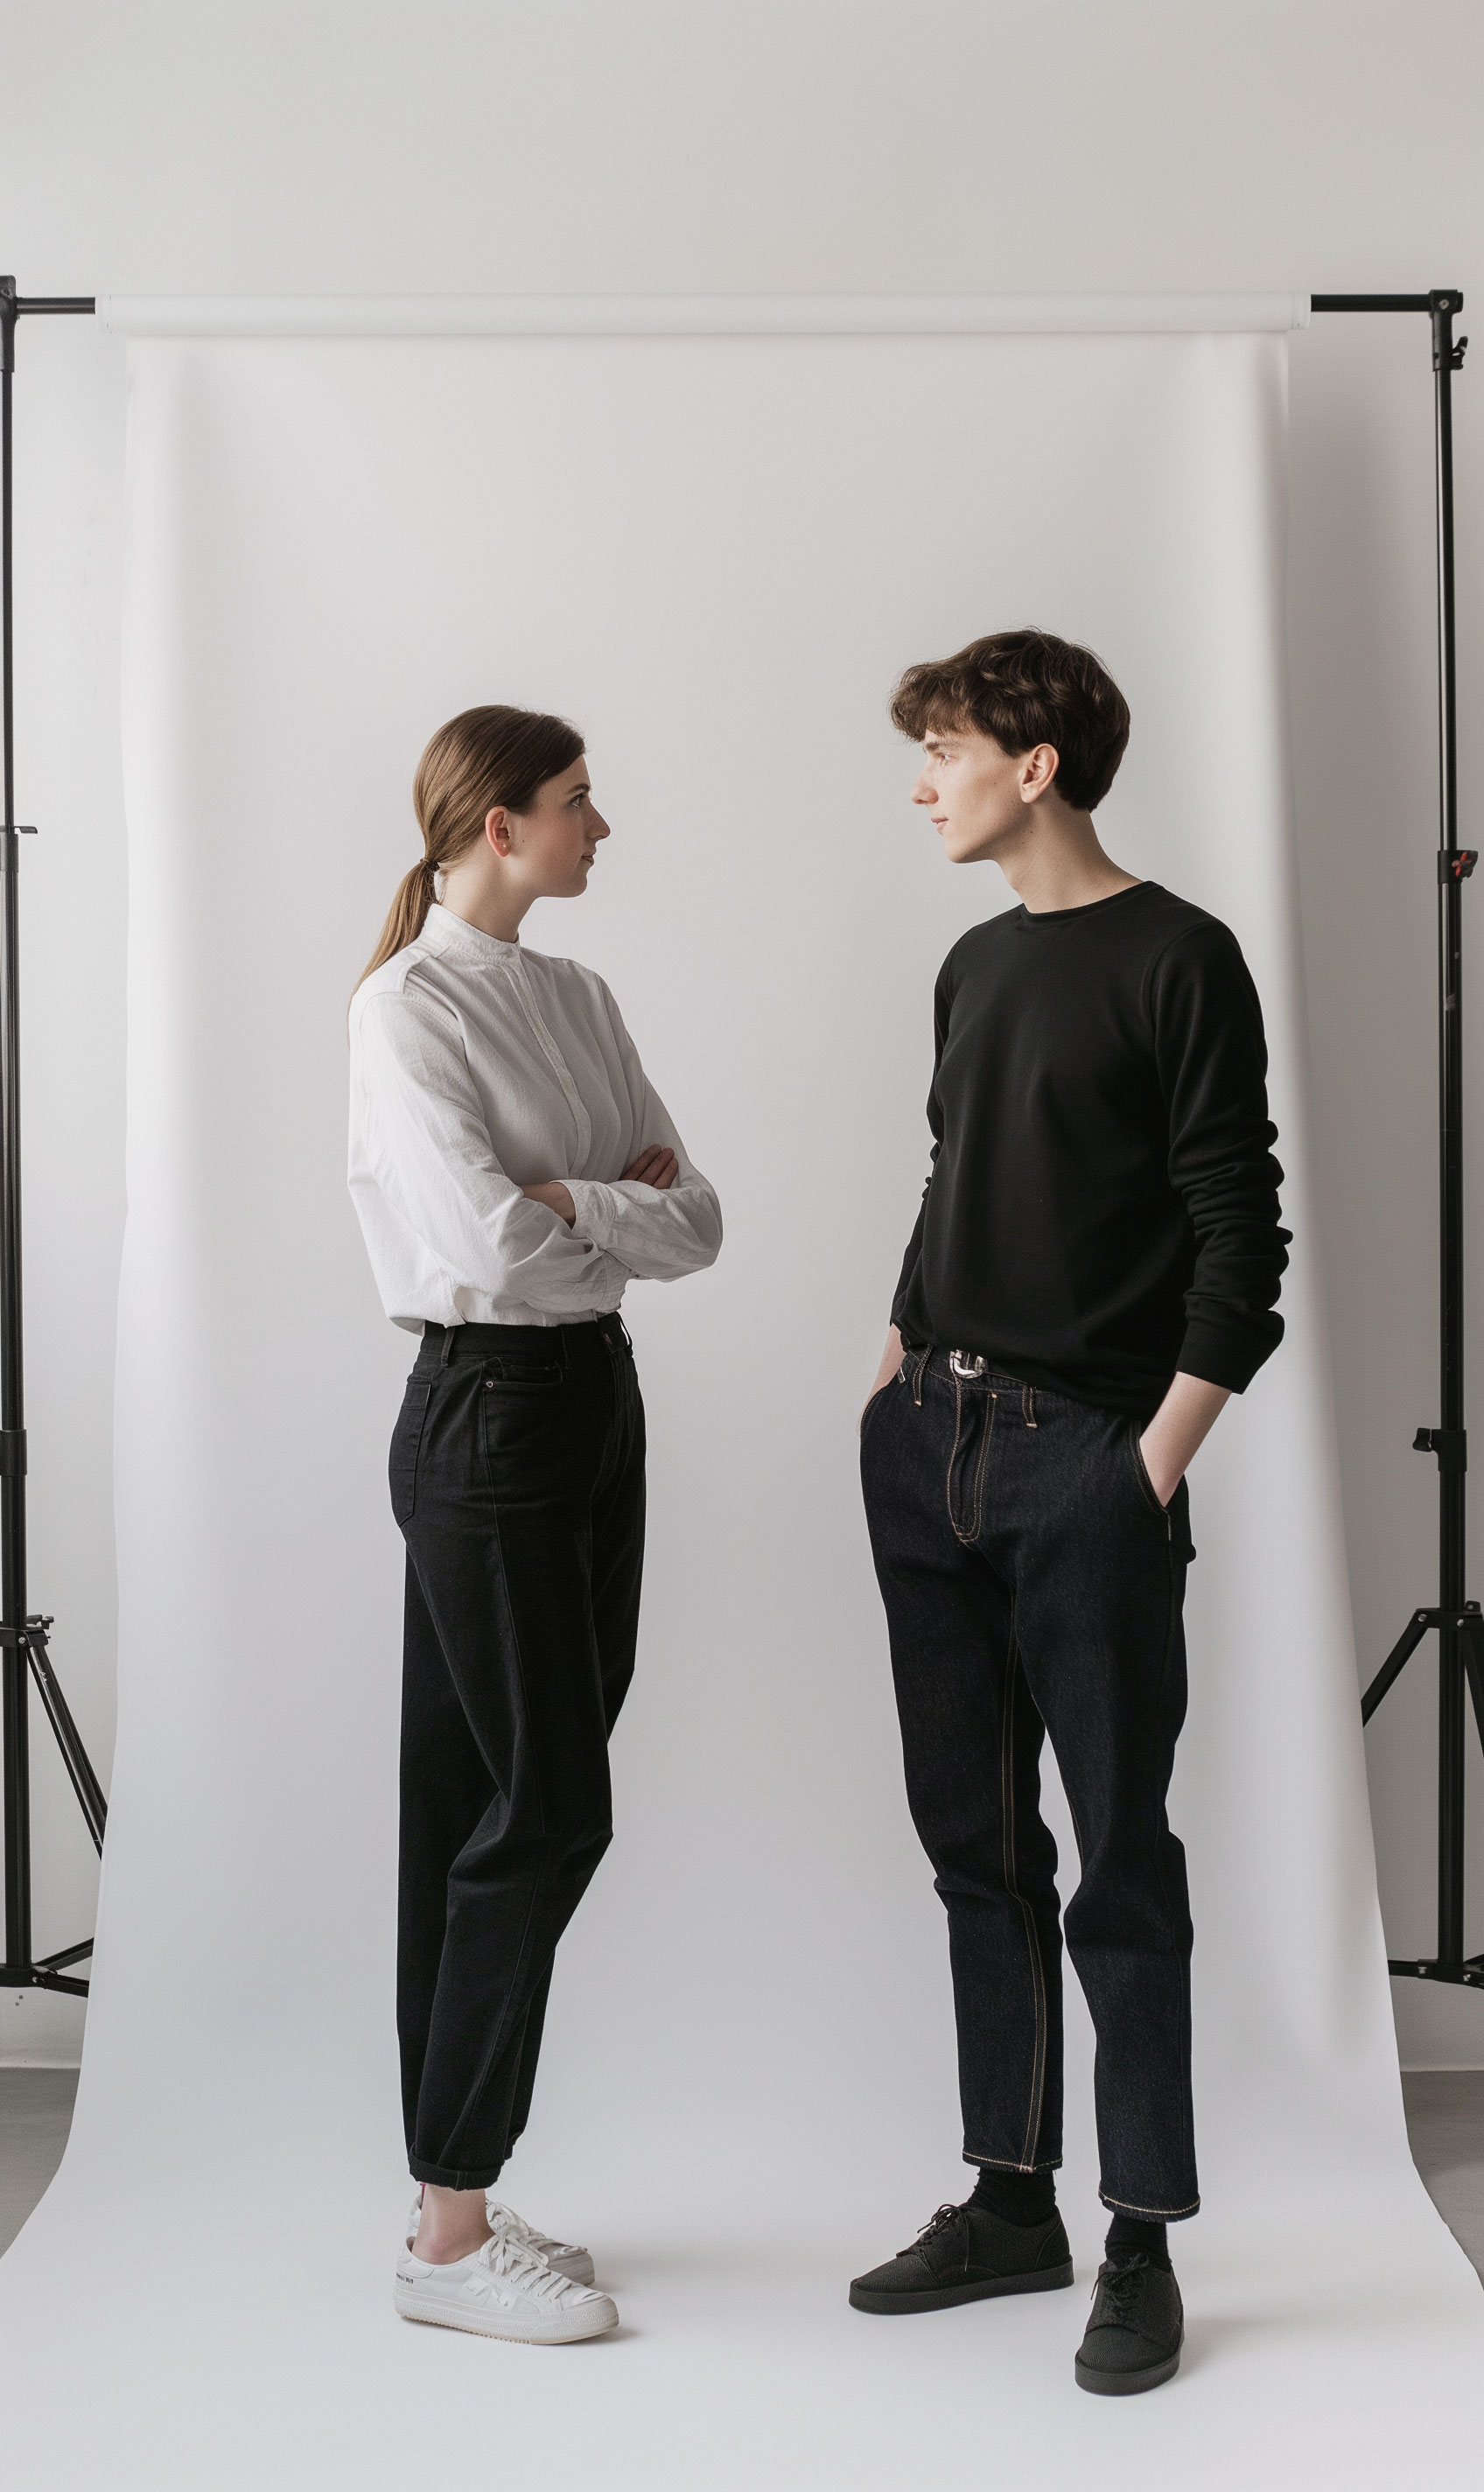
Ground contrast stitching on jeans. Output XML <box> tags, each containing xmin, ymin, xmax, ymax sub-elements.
<box><xmin>965</xmin><ymin>1390</ymin><xmax>996</xmax><ymax>1539</ymax></box>
<box><xmin>1003</xmin><ymin>1619</ymin><xmax>1049</xmax><ymax>2170</ymax></box>
<box><xmin>1178</xmin><ymin>1968</ymin><xmax>1194</xmax><ymax>2201</ymax></box>
<box><xmin>1150</xmin><ymin>1532</ymin><xmax>1195</xmax><ymax>2197</ymax></box>
<box><xmin>1098</xmin><ymin>2191</ymin><xmax>1200</xmax><ymax>2220</ymax></box>
<box><xmin>947</xmin><ymin>1372</ymin><xmax>966</xmax><ymax>1536</ymax></box>
<box><xmin>963</xmin><ymin>2148</ymin><xmax>1063</xmax><ymax>2172</ymax></box>
<box><xmin>947</xmin><ymin>1379</ymin><xmax>995</xmax><ymax>1544</ymax></box>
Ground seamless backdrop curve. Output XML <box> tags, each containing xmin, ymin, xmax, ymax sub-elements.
<box><xmin>0</xmin><ymin>325</ymin><xmax>1478</xmax><ymax>2488</ymax></box>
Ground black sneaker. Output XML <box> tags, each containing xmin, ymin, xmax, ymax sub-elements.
<box><xmin>1074</xmin><ymin>2254</ymin><xmax>1184</xmax><ymax>2394</ymax></box>
<box><xmin>849</xmin><ymin>2199</ymin><xmax>1074</xmax><ymax>2314</ymax></box>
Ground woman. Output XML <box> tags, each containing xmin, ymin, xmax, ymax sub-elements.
<box><xmin>348</xmin><ymin>705</ymin><xmax>722</xmax><ymax>2343</ymax></box>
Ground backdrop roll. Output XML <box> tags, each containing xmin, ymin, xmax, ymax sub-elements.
<box><xmin>0</xmin><ymin>322</ymin><xmax>1478</xmax><ymax>2487</ymax></box>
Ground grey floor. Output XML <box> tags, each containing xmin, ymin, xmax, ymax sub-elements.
<box><xmin>0</xmin><ymin>2068</ymin><xmax>78</xmax><ymax>2257</ymax></box>
<box><xmin>1401</xmin><ymin>2069</ymin><xmax>1484</xmax><ymax>2280</ymax></box>
<box><xmin>0</xmin><ymin>2067</ymin><xmax>1481</xmax><ymax>2273</ymax></box>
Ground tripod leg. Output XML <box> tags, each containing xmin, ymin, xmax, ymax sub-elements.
<box><xmin>1362</xmin><ymin>1610</ymin><xmax>1432</xmax><ymax>1725</ymax></box>
<box><xmin>25</xmin><ymin>1629</ymin><xmax>105</xmax><ymax>1852</ymax></box>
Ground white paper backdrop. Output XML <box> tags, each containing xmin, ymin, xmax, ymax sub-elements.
<box><xmin>0</xmin><ymin>326</ymin><xmax>1478</xmax><ymax>2486</ymax></box>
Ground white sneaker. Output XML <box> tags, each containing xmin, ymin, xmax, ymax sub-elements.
<box><xmin>404</xmin><ymin>2193</ymin><xmax>597</xmax><ymax>2286</ymax></box>
<box><xmin>394</xmin><ymin>2233</ymin><xmax>618</xmax><ymax>2343</ymax></box>
<box><xmin>486</xmin><ymin>2199</ymin><xmax>597</xmax><ymax>2286</ymax></box>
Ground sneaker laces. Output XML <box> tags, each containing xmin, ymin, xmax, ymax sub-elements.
<box><xmin>474</xmin><ymin>2231</ymin><xmax>582</xmax><ymax>2303</ymax></box>
<box><xmin>1097</xmin><ymin>2253</ymin><xmax>1152</xmax><ymax>2314</ymax></box>
<box><xmin>487</xmin><ymin>2200</ymin><xmax>567</xmax><ymax>2255</ymax></box>
<box><xmin>916</xmin><ymin>2203</ymin><xmax>965</xmax><ymax>2246</ymax></box>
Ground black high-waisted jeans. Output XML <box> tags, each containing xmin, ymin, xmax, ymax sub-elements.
<box><xmin>392</xmin><ymin>1312</ymin><xmax>644</xmax><ymax>2190</ymax></box>
<box><xmin>860</xmin><ymin>1349</ymin><xmax>1199</xmax><ymax>2222</ymax></box>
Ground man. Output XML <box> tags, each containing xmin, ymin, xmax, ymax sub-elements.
<box><xmin>851</xmin><ymin>628</ymin><xmax>1287</xmax><ymax>2396</ymax></box>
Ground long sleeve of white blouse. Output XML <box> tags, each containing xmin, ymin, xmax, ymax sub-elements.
<box><xmin>347</xmin><ymin>906</ymin><xmax>723</xmax><ymax>1330</ymax></box>
<box><xmin>353</xmin><ymin>982</ymin><xmax>627</xmax><ymax>1318</ymax></box>
<box><xmin>563</xmin><ymin>983</ymin><xmax>724</xmax><ymax>1280</ymax></box>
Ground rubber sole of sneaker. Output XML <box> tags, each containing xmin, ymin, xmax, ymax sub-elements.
<box><xmin>1074</xmin><ymin>2339</ymin><xmax>1182</xmax><ymax>2396</ymax></box>
<box><xmin>393</xmin><ymin>2283</ymin><xmax>619</xmax><ymax>2343</ymax></box>
<box><xmin>850</xmin><ymin>2257</ymin><xmax>1074</xmax><ymax>2314</ymax></box>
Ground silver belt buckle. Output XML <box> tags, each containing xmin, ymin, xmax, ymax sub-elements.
<box><xmin>949</xmin><ymin>1349</ymin><xmax>987</xmax><ymax>1381</ymax></box>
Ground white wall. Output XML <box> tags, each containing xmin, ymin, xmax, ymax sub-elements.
<box><xmin>1</xmin><ymin>0</ymin><xmax>1481</xmax><ymax>2066</ymax></box>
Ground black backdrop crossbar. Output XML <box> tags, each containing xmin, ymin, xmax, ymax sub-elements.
<box><xmin>1314</xmin><ymin>289</ymin><xmax>1483</xmax><ymax>1992</ymax></box>
<box><xmin>0</xmin><ymin>278</ymin><xmax>103</xmax><ymax>2001</ymax></box>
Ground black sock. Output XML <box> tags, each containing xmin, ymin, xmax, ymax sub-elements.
<box><xmin>969</xmin><ymin>2166</ymin><xmax>1057</xmax><ymax>2227</ymax></box>
<box><xmin>1105</xmin><ymin>2213</ymin><xmax>1170</xmax><ymax>2269</ymax></box>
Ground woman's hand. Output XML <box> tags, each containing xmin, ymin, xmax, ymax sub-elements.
<box><xmin>520</xmin><ymin>1147</ymin><xmax>676</xmax><ymax>1229</ymax></box>
<box><xmin>622</xmin><ymin>1144</ymin><xmax>678</xmax><ymax>1191</ymax></box>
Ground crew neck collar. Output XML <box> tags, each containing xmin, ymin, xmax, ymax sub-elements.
<box><xmin>423</xmin><ymin>901</ymin><xmax>522</xmax><ymax>959</ymax></box>
<box><xmin>1016</xmin><ymin>879</ymin><xmax>1152</xmax><ymax>928</ymax></box>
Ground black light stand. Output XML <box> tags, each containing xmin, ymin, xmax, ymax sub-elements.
<box><xmin>1314</xmin><ymin>290</ymin><xmax>1484</xmax><ymax>1993</ymax></box>
<box><xmin>0</xmin><ymin>276</ymin><xmax>107</xmax><ymax>2002</ymax></box>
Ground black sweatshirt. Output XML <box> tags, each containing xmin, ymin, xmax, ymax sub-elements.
<box><xmin>892</xmin><ymin>881</ymin><xmax>1289</xmax><ymax>1416</ymax></box>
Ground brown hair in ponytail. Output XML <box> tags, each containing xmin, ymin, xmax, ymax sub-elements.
<box><xmin>358</xmin><ymin>704</ymin><xmax>585</xmax><ymax>987</ymax></box>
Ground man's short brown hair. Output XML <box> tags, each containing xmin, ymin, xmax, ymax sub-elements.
<box><xmin>890</xmin><ymin>627</ymin><xmax>1130</xmax><ymax>812</ymax></box>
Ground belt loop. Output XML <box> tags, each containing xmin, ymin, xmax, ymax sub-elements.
<box><xmin>439</xmin><ymin>1326</ymin><xmax>457</xmax><ymax>1368</ymax></box>
<box><xmin>617</xmin><ymin>1314</ymin><xmax>633</xmax><ymax>1354</ymax></box>
<box><xmin>1022</xmin><ymin>1382</ymin><xmax>1038</xmax><ymax>1428</ymax></box>
<box><xmin>912</xmin><ymin>1348</ymin><xmax>930</xmax><ymax>1406</ymax></box>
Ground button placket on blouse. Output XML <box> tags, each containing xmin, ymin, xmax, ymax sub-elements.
<box><xmin>510</xmin><ymin>958</ymin><xmax>592</xmax><ymax>1166</ymax></box>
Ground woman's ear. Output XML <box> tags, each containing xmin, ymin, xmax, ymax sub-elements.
<box><xmin>485</xmin><ymin>806</ymin><xmax>512</xmax><ymax>855</ymax></box>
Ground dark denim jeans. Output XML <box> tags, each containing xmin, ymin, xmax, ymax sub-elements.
<box><xmin>860</xmin><ymin>1349</ymin><xmax>1199</xmax><ymax>2222</ymax></box>
<box><xmin>392</xmin><ymin>1312</ymin><xmax>644</xmax><ymax>2190</ymax></box>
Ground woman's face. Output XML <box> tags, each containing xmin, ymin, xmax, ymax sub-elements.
<box><xmin>493</xmin><ymin>756</ymin><xmax>611</xmax><ymax>899</ymax></box>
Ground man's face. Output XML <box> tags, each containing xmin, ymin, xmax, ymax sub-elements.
<box><xmin>909</xmin><ymin>721</ymin><xmax>1055</xmax><ymax>864</ymax></box>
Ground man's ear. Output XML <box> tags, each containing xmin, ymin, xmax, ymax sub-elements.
<box><xmin>1020</xmin><ymin>744</ymin><xmax>1060</xmax><ymax>805</ymax></box>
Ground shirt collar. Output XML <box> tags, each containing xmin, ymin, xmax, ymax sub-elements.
<box><xmin>422</xmin><ymin>902</ymin><xmax>522</xmax><ymax>964</ymax></box>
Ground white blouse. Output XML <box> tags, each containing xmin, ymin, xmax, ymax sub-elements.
<box><xmin>348</xmin><ymin>904</ymin><xmax>723</xmax><ymax>1331</ymax></box>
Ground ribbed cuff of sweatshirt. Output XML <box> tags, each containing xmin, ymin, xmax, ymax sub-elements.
<box><xmin>1175</xmin><ymin>1313</ymin><xmax>1283</xmax><ymax>1396</ymax></box>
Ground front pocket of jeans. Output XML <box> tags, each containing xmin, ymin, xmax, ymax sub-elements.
<box><xmin>1126</xmin><ymin>1420</ymin><xmax>1168</xmax><ymax>1514</ymax></box>
<box><xmin>479</xmin><ymin>1366</ymin><xmax>566</xmax><ymax>1489</ymax></box>
<box><xmin>389</xmin><ymin>1379</ymin><xmax>432</xmax><ymax>1525</ymax></box>
<box><xmin>858</xmin><ymin>1372</ymin><xmax>898</xmax><ymax>1445</ymax></box>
